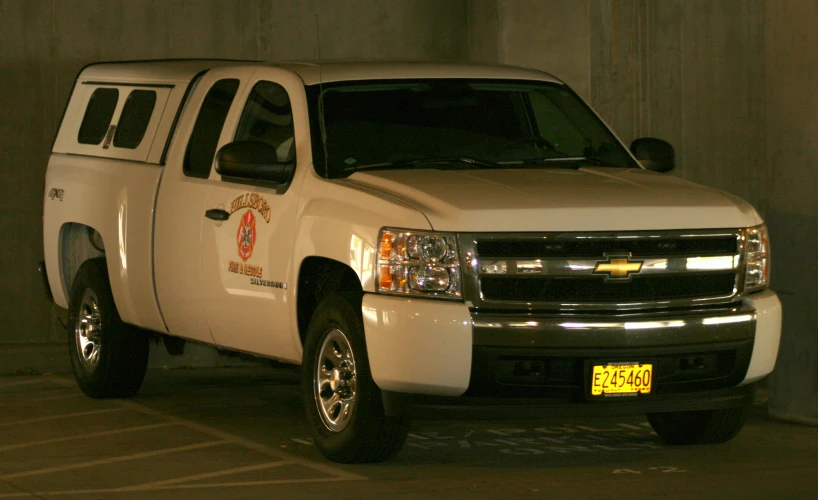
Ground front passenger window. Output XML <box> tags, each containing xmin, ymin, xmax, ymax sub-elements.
<box><xmin>235</xmin><ymin>82</ymin><xmax>295</xmax><ymax>163</ymax></box>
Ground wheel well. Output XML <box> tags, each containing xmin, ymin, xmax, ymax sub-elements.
<box><xmin>60</xmin><ymin>223</ymin><xmax>105</xmax><ymax>300</ymax></box>
<box><xmin>297</xmin><ymin>257</ymin><xmax>362</xmax><ymax>346</ymax></box>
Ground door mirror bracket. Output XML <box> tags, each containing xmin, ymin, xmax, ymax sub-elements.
<box><xmin>630</xmin><ymin>137</ymin><xmax>675</xmax><ymax>173</ymax></box>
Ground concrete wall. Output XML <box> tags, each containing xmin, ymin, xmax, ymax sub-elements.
<box><xmin>591</xmin><ymin>0</ymin><xmax>767</xmax><ymax>212</ymax></box>
<box><xmin>497</xmin><ymin>0</ymin><xmax>591</xmax><ymax>99</ymax></box>
<box><xmin>0</xmin><ymin>0</ymin><xmax>467</xmax><ymax>371</ymax></box>
<box><xmin>468</xmin><ymin>0</ymin><xmax>767</xmax><ymax>210</ymax></box>
<box><xmin>763</xmin><ymin>1</ymin><xmax>818</xmax><ymax>425</ymax></box>
<box><xmin>469</xmin><ymin>0</ymin><xmax>590</xmax><ymax>98</ymax></box>
<box><xmin>467</xmin><ymin>0</ymin><xmax>500</xmax><ymax>64</ymax></box>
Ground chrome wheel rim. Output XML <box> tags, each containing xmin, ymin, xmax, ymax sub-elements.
<box><xmin>314</xmin><ymin>328</ymin><xmax>357</xmax><ymax>433</ymax></box>
<box><xmin>75</xmin><ymin>289</ymin><xmax>102</xmax><ymax>372</ymax></box>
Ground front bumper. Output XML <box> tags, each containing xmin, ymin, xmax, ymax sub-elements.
<box><xmin>382</xmin><ymin>383</ymin><xmax>757</xmax><ymax>420</ymax></box>
<box><xmin>362</xmin><ymin>290</ymin><xmax>781</xmax><ymax>413</ymax></box>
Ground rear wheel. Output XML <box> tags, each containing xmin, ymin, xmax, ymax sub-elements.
<box><xmin>68</xmin><ymin>258</ymin><xmax>149</xmax><ymax>398</ymax></box>
<box><xmin>302</xmin><ymin>294</ymin><xmax>409</xmax><ymax>463</ymax></box>
<box><xmin>647</xmin><ymin>407</ymin><xmax>748</xmax><ymax>445</ymax></box>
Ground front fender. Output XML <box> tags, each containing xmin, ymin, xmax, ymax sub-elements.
<box><xmin>292</xmin><ymin>169</ymin><xmax>431</xmax><ymax>293</ymax></box>
<box><xmin>288</xmin><ymin>169</ymin><xmax>431</xmax><ymax>355</ymax></box>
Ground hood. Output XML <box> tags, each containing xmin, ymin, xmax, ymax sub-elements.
<box><xmin>338</xmin><ymin>167</ymin><xmax>760</xmax><ymax>232</ymax></box>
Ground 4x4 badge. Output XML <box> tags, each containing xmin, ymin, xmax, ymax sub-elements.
<box><xmin>593</xmin><ymin>254</ymin><xmax>643</xmax><ymax>280</ymax></box>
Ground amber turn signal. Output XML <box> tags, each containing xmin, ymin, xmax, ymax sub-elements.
<box><xmin>379</xmin><ymin>232</ymin><xmax>393</xmax><ymax>260</ymax></box>
<box><xmin>379</xmin><ymin>265</ymin><xmax>392</xmax><ymax>290</ymax></box>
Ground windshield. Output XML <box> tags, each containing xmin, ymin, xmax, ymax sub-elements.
<box><xmin>307</xmin><ymin>79</ymin><xmax>639</xmax><ymax>178</ymax></box>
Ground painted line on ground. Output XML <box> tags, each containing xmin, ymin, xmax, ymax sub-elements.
<box><xmin>123</xmin><ymin>461</ymin><xmax>291</xmax><ymax>490</ymax></box>
<box><xmin>28</xmin><ymin>393</ymin><xmax>83</xmax><ymax>403</ymax></box>
<box><xmin>0</xmin><ymin>408</ymin><xmax>125</xmax><ymax>427</ymax></box>
<box><xmin>0</xmin><ymin>378</ymin><xmax>56</xmax><ymax>390</ymax></box>
<box><xmin>0</xmin><ymin>440</ymin><xmax>230</xmax><ymax>480</ymax></box>
<box><xmin>116</xmin><ymin>399</ymin><xmax>367</xmax><ymax>481</ymax></box>
<box><xmin>44</xmin><ymin>378</ymin><xmax>75</xmax><ymax>388</ymax></box>
<box><xmin>0</xmin><ymin>477</ymin><xmax>361</xmax><ymax>497</ymax></box>
<box><xmin>19</xmin><ymin>376</ymin><xmax>368</xmax><ymax>493</ymax></box>
<box><xmin>2</xmin><ymin>392</ymin><xmax>80</xmax><ymax>407</ymax></box>
<box><xmin>0</xmin><ymin>422</ymin><xmax>176</xmax><ymax>453</ymax></box>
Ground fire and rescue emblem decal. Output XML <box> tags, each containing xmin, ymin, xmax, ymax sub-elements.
<box><xmin>237</xmin><ymin>209</ymin><xmax>257</xmax><ymax>262</ymax></box>
<box><xmin>230</xmin><ymin>193</ymin><xmax>271</xmax><ymax>223</ymax></box>
<box><xmin>224</xmin><ymin>193</ymin><xmax>287</xmax><ymax>289</ymax></box>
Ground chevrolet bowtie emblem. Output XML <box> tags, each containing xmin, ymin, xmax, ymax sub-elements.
<box><xmin>593</xmin><ymin>255</ymin><xmax>643</xmax><ymax>280</ymax></box>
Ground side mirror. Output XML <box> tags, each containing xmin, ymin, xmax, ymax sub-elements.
<box><xmin>630</xmin><ymin>137</ymin><xmax>675</xmax><ymax>172</ymax></box>
<box><xmin>215</xmin><ymin>141</ymin><xmax>294</xmax><ymax>184</ymax></box>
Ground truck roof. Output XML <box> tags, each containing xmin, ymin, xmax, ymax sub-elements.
<box><xmin>78</xmin><ymin>59</ymin><xmax>564</xmax><ymax>86</ymax></box>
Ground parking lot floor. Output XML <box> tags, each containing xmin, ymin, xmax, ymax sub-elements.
<box><xmin>1</xmin><ymin>366</ymin><xmax>816</xmax><ymax>499</ymax></box>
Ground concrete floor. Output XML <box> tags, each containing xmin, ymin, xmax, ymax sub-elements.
<box><xmin>0</xmin><ymin>366</ymin><xmax>816</xmax><ymax>499</ymax></box>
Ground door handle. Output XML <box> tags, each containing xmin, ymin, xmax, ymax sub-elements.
<box><xmin>205</xmin><ymin>208</ymin><xmax>230</xmax><ymax>221</ymax></box>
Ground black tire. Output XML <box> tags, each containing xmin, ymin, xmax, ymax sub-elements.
<box><xmin>68</xmin><ymin>258</ymin><xmax>149</xmax><ymax>398</ymax></box>
<box><xmin>302</xmin><ymin>294</ymin><xmax>410</xmax><ymax>463</ymax></box>
<box><xmin>647</xmin><ymin>406</ymin><xmax>748</xmax><ymax>445</ymax></box>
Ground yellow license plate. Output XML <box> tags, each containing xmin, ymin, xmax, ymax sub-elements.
<box><xmin>591</xmin><ymin>363</ymin><xmax>653</xmax><ymax>396</ymax></box>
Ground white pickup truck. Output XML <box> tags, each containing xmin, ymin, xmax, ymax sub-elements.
<box><xmin>42</xmin><ymin>60</ymin><xmax>781</xmax><ymax>463</ymax></box>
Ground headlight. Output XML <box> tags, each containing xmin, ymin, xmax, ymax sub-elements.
<box><xmin>743</xmin><ymin>224</ymin><xmax>770</xmax><ymax>292</ymax></box>
<box><xmin>377</xmin><ymin>228</ymin><xmax>461</xmax><ymax>298</ymax></box>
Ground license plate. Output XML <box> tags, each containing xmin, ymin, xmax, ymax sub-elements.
<box><xmin>591</xmin><ymin>362</ymin><xmax>653</xmax><ymax>397</ymax></box>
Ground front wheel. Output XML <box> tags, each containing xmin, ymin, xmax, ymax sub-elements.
<box><xmin>647</xmin><ymin>407</ymin><xmax>748</xmax><ymax>445</ymax></box>
<box><xmin>302</xmin><ymin>294</ymin><xmax>409</xmax><ymax>463</ymax></box>
<box><xmin>68</xmin><ymin>258</ymin><xmax>149</xmax><ymax>398</ymax></box>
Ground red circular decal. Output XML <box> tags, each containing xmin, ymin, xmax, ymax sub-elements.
<box><xmin>237</xmin><ymin>209</ymin><xmax>256</xmax><ymax>262</ymax></box>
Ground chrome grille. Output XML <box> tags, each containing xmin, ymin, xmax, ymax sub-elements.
<box><xmin>459</xmin><ymin>230</ymin><xmax>745</xmax><ymax>311</ymax></box>
<box><xmin>475</xmin><ymin>235</ymin><xmax>738</xmax><ymax>258</ymax></box>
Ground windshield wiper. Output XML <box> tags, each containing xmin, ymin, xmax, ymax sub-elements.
<box><xmin>576</xmin><ymin>156</ymin><xmax>623</xmax><ymax>168</ymax></box>
<box><xmin>505</xmin><ymin>156</ymin><xmax>622</xmax><ymax>168</ymax></box>
<box><xmin>344</xmin><ymin>156</ymin><xmax>501</xmax><ymax>172</ymax></box>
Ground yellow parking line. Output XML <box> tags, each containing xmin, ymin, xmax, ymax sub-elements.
<box><xmin>28</xmin><ymin>393</ymin><xmax>83</xmax><ymax>402</ymax></box>
<box><xmin>0</xmin><ymin>377</ymin><xmax>368</xmax><ymax>497</ymax></box>
<box><xmin>118</xmin><ymin>400</ymin><xmax>367</xmax><ymax>481</ymax></box>
<box><xmin>140</xmin><ymin>477</ymin><xmax>363</xmax><ymax>490</ymax></box>
<box><xmin>0</xmin><ymin>422</ymin><xmax>175</xmax><ymax>453</ymax></box>
<box><xmin>0</xmin><ymin>407</ymin><xmax>125</xmax><ymax>427</ymax></box>
<box><xmin>123</xmin><ymin>461</ymin><xmax>292</xmax><ymax>490</ymax></box>
<box><xmin>1</xmin><ymin>440</ymin><xmax>230</xmax><ymax>480</ymax></box>
<box><xmin>0</xmin><ymin>477</ymin><xmax>361</xmax><ymax>497</ymax></box>
<box><xmin>0</xmin><ymin>378</ymin><xmax>55</xmax><ymax>389</ymax></box>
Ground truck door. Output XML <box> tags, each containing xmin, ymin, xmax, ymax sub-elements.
<box><xmin>198</xmin><ymin>68</ymin><xmax>307</xmax><ymax>361</ymax></box>
<box><xmin>154</xmin><ymin>67</ymin><xmax>255</xmax><ymax>343</ymax></box>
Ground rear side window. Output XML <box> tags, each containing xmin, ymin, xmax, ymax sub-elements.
<box><xmin>78</xmin><ymin>88</ymin><xmax>119</xmax><ymax>145</ymax></box>
<box><xmin>113</xmin><ymin>90</ymin><xmax>157</xmax><ymax>149</ymax></box>
<box><xmin>184</xmin><ymin>79</ymin><xmax>240</xmax><ymax>178</ymax></box>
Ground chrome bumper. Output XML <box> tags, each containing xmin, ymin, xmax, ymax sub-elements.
<box><xmin>472</xmin><ymin>304</ymin><xmax>756</xmax><ymax>349</ymax></box>
<box><xmin>462</xmin><ymin>303</ymin><xmax>757</xmax><ymax>401</ymax></box>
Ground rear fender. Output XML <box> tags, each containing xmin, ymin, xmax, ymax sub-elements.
<box><xmin>43</xmin><ymin>154</ymin><xmax>167</xmax><ymax>333</ymax></box>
